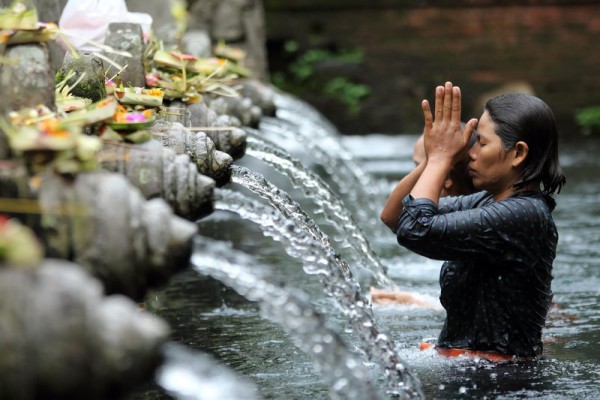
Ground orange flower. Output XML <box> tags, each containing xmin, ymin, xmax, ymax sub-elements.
<box><xmin>39</xmin><ymin>119</ymin><xmax>69</xmax><ymax>138</ymax></box>
<box><xmin>144</xmin><ymin>88</ymin><xmax>164</xmax><ymax>97</ymax></box>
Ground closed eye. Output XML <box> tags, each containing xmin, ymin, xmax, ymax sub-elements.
<box><xmin>476</xmin><ymin>134</ymin><xmax>485</xmax><ymax>147</ymax></box>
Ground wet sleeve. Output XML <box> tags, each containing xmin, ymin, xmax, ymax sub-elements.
<box><xmin>396</xmin><ymin>194</ymin><xmax>544</xmax><ymax>264</ymax></box>
<box><xmin>438</xmin><ymin>192</ymin><xmax>490</xmax><ymax>214</ymax></box>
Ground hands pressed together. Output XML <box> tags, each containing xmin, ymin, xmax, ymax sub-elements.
<box><xmin>421</xmin><ymin>82</ymin><xmax>478</xmax><ymax>167</ymax></box>
<box><xmin>379</xmin><ymin>81</ymin><xmax>477</xmax><ymax>231</ymax></box>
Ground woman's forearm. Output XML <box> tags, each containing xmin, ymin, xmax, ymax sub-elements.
<box><xmin>381</xmin><ymin>157</ymin><xmax>453</xmax><ymax>230</ymax></box>
<box><xmin>410</xmin><ymin>158</ymin><xmax>452</xmax><ymax>206</ymax></box>
<box><xmin>380</xmin><ymin>161</ymin><xmax>427</xmax><ymax>230</ymax></box>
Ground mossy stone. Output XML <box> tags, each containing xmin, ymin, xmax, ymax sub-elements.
<box><xmin>56</xmin><ymin>52</ymin><xmax>106</xmax><ymax>102</ymax></box>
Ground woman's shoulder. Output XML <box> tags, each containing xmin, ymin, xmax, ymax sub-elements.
<box><xmin>492</xmin><ymin>191</ymin><xmax>554</xmax><ymax>222</ymax></box>
<box><xmin>505</xmin><ymin>191</ymin><xmax>549</xmax><ymax>208</ymax></box>
<box><xmin>439</xmin><ymin>191</ymin><xmax>493</xmax><ymax>212</ymax></box>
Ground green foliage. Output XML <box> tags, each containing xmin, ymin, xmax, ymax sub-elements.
<box><xmin>272</xmin><ymin>41</ymin><xmax>371</xmax><ymax>115</ymax></box>
<box><xmin>575</xmin><ymin>106</ymin><xmax>600</xmax><ymax>135</ymax></box>
<box><xmin>324</xmin><ymin>77</ymin><xmax>370</xmax><ymax>115</ymax></box>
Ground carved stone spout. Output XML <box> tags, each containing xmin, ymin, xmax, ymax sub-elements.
<box><xmin>100</xmin><ymin>140</ymin><xmax>216</xmax><ymax>219</ymax></box>
<box><xmin>37</xmin><ymin>171</ymin><xmax>197</xmax><ymax>300</ymax></box>
<box><xmin>151</xmin><ymin>121</ymin><xmax>233</xmax><ymax>185</ymax></box>
<box><xmin>0</xmin><ymin>260</ymin><xmax>169</xmax><ymax>400</ymax></box>
<box><xmin>186</xmin><ymin>102</ymin><xmax>248</xmax><ymax>159</ymax></box>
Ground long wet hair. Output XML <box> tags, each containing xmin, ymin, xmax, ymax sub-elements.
<box><xmin>485</xmin><ymin>92</ymin><xmax>566</xmax><ymax>211</ymax></box>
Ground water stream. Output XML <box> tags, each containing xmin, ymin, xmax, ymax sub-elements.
<box><xmin>227</xmin><ymin>168</ymin><xmax>421</xmax><ymax>397</ymax></box>
<box><xmin>257</xmin><ymin>116</ymin><xmax>382</xmax><ymax>228</ymax></box>
<box><xmin>212</xmin><ymin>188</ymin><xmax>420</xmax><ymax>396</ymax></box>
<box><xmin>156</xmin><ymin>343</ymin><xmax>262</xmax><ymax>400</ymax></box>
<box><xmin>243</xmin><ymin>132</ymin><xmax>394</xmax><ymax>289</ymax></box>
<box><xmin>190</xmin><ymin>236</ymin><xmax>380</xmax><ymax>400</ymax></box>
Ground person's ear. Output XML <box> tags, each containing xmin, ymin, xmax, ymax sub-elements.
<box><xmin>440</xmin><ymin>177</ymin><xmax>454</xmax><ymax>197</ymax></box>
<box><xmin>443</xmin><ymin>177</ymin><xmax>453</xmax><ymax>191</ymax></box>
<box><xmin>512</xmin><ymin>141</ymin><xmax>529</xmax><ymax>168</ymax></box>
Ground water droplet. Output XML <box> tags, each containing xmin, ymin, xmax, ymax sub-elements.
<box><xmin>376</xmin><ymin>333</ymin><xmax>388</xmax><ymax>342</ymax></box>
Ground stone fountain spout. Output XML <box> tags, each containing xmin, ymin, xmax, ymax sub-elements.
<box><xmin>37</xmin><ymin>171</ymin><xmax>197</xmax><ymax>300</ymax></box>
<box><xmin>0</xmin><ymin>259</ymin><xmax>169</xmax><ymax>400</ymax></box>
<box><xmin>151</xmin><ymin>120</ymin><xmax>234</xmax><ymax>186</ymax></box>
<box><xmin>100</xmin><ymin>139</ymin><xmax>216</xmax><ymax>219</ymax></box>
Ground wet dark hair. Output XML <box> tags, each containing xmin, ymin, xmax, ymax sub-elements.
<box><xmin>484</xmin><ymin>92</ymin><xmax>566</xmax><ymax>211</ymax></box>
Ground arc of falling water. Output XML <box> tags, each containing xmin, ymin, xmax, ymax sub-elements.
<box><xmin>258</xmin><ymin>116</ymin><xmax>382</xmax><ymax>228</ymax></box>
<box><xmin>156</xmin><ymin>343</ymin><xmax>263</xmax><ymax>400</ymax></box>
<box><xmin>191</xmin><ymin>236</ymin><xmax>381</xmax><ymax>400</ymax></box>
<box><xmin>272</xmin><ymin>90</ymin><xmax>385</xmax><ymax>202</ymax></box>
<box><xmin>243</xmin><ymin>131</ymin><xmax>396</xmax><ymax>290</ymax></box>
<box><xmin>225</xmin><ymin>171</ymin><xmax>422</xmax><ymax>398</ymax></box>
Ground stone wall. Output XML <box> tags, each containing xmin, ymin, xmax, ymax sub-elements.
<box><xmin>264</xmin><ymin>1</ymin><xmax>600</xmax><ymax>136</ymax></box>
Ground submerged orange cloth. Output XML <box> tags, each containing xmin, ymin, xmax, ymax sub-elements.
<box><xmin>419</xmin><ymin>342</ymin><xmax>515</xmax><ymax>362</ymax></box>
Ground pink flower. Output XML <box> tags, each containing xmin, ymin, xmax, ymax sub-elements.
<box><xmin>145</xmin><ymin>73</ymin><xmax>159</xmax><ymax>86</ymax></box>
<box><xmin>171</xmin><ymin>51</ymin><xmax>197</xmax><ymax>61</ymax></box>
<box><xmin>125</xmin><ymin>112</ymin><xmax>147</xmax><ymax>122</ymax></box>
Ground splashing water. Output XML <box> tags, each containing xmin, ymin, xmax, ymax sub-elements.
<box><xmin>258</xmin><ymin>116</ymin><xmax>381</xmax><ymax>227</ymax></box>
<box><xmin>157</xmin><ymin>343</ymin><xmax>263</xmax><ymax>400</ymax></box>
<box><xmin>190</xmin><ymin>236</ymin><xmax>381</xmax><ymax>400</ymax></box>
<box><xmin>225</xmin><ymin>171</ymin><xmax>422</xmax><ymax>398</ymax></box>
<box><xmin>243</xmin><ymin>132</ymin><xmax>396</xmax><ymax>289</ymax></box>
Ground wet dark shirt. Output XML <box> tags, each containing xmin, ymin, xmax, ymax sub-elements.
<box><xmin>395</xmin><ymin>191</ymin><xmax>556</xmax><ymax>357</ymax></box>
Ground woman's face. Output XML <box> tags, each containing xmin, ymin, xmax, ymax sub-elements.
<box><xmin>467</xmin><ymin>111</ymin><xmax>519</xmax><ymax>200</ymax></box>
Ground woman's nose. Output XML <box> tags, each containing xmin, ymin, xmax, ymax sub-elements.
<box><xmin>468</xmin><ymin>145</ymin><xmax>477</xmax><ymax>161</ymax></box>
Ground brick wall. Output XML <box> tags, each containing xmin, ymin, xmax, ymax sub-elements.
<box><xmin>264</xmin><ymin>2</ymin><xmax>600</xmax><ymax>136</ymax></box>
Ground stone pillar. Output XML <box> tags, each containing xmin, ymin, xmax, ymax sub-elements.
<box><xmin>0</xmin><ymin>44</ymin><xmax>56</xmax><ymax>114</ymax></box>
<box><xmin>190</xmin><ymin>0</ymin><xmax>269</xmax><ymax>81</ymax></box>
<box><xmin>104</xmin><ymin>22</ymin><xmax>146</xmax><ymax>87</ymax></box>
<box><xmin>32</xmin><ymin>0</ymin><xmax>67</xmax><ymax>72</ymax></box>
<box><xmin>126</xmin><ymin>0</ymin><xmax>179</xmax><ymax>48</ymax></box>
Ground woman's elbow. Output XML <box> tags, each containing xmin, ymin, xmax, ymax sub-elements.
<box><xmin>380</xmin><ymin>211</ymin><xmax>397</xmax><ymax>231</ymax></box>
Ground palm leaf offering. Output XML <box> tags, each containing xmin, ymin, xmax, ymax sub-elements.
<box><xmin>146</xmin><ymin>45</ymin><xmax>251</xmax><ymax>103</ymax></box>
<box><xmin>108</xmin><ymin>104</ymin><xmax>156</xmax><ymax>132</ymax></box>
<box><xmin>55</xmin><ymin>69</ymin><xmax>94</xmax><ymax>113</ymax></box>
<box><xmin>114</xmin><ymin>87</ymin><xmax>164</xmax><ymax>107</ymax></box>
<box><xmin>0</xmin><ymin>216</ymin><xmax>43</xmax><ymax>267</ymax></box>
<box><xmin>1</xmin><ymin>110</ymin><xmax>102</xmax><ymax>174</ymax></box>
<box><xmin>0</xmin><ymin>22</ymin><xmax>57</xmax><ymax>45</ymax></box>
<box><xmin>61</xmin><ymin>98</ymin><xmax>118</xmax><ymax>126</ymax></box>
<box><xmin>0</xmin><ymin>1</ymin><xmax>38</xmax><ymax>31</ymax></box>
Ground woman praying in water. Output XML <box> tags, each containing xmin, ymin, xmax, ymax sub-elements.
<box><xmin>380</xmin><ymin>82</ymin><xmax>565</xmax><ymax>359</ymax></box>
